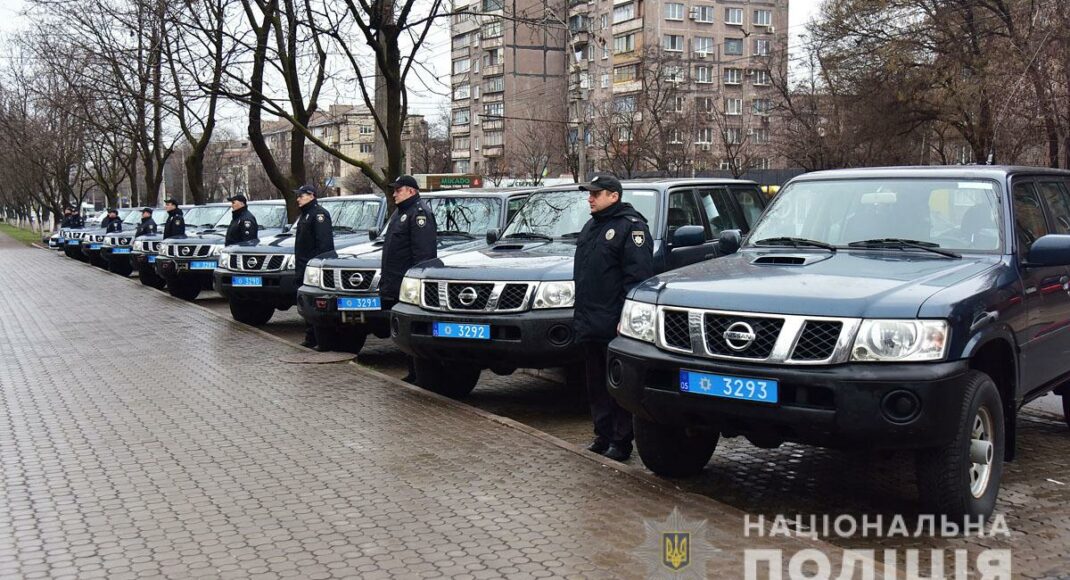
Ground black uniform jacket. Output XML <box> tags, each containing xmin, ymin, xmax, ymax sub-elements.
<box><xmin>379</xmin><ymin>194</ymin><xmax>437</xmax><ymax>302</ymax></box>
<box><xmin>163</xmin><ymin>209</ymin><xmax>186</xmax><ymax>239</ymax></box>
<box><xmin>225</xmin><ymin>207</ymin><xmax>259</xmax><ymax>245</ymax></box>
<box><xmin>135</xmin><ymin>218</ymin><xmax>157</xmax><ymax>237</ymax></box>
<box><xmin>294</xmin><ymin>200</ymin><xmax>334</xmax><ymax>277</ymax></box>
<box><xmin>102</xmin><ymin>216</ymin><xmax>123</xmax><ymax>233</ymax></box>
<box><xmin>572</xmin><ymin>201</ymin><xmax>654</xmax><ymax>343</ymax></box>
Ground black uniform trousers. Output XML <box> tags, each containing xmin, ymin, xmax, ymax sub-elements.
<box><xmin>583</xmin><ymin>341</ymin><xmax>633</xmax><ymax>446</ymax></box>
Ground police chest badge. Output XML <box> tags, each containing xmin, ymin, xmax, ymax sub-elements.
<box><xmin>316</xmin><ymin>214</ymin><xmax>324</xmax><ymax>222</ymax></box>
<box><xmin>400</xmin><ymin>214</ymin><xmax>408</xmax><ymax>223</ymax></box>
<box><xmin>605</xmin><ymin>229</ymin><xmax>615</xmax><ymax>241</ymax></box>
<box><xmin>416</xmin><ymin>215</ymin><xmax>427</xmax><ymax>227</ymax></box>
<box><xmin>175</xmin><ymin>218</ymin><xmax>182</xmax><ymax>226</ymax></box>
<box><xmin>632</xmin><ymin>230</ymin><xmax>645</xmax><ymax>247</ymax></box>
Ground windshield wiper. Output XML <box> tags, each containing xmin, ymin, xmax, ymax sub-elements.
<box><xmin>754</xmin><ymin>237</ymin><xmax>837</xmax><ymax>252</ymax></box>
<box><xmin>503</xmin><ymin>232</ymin><xmax>553</xmax><ymax>242</ymax></box>
<box><xmin>438</xmin><ymin>229</ymin><xmax>476</xmax><ymax>239</ymax></box>
<box><xmin>200</xmin><ymin>223</ymin><xmax>217</xmax><ymax>228</ymax></box>
<box><xmin>331</xmin><ymin>225</ymin><xmax>358</xmax><ymax>233</ymax></box>
<box><xmin>847</xmin><ymin>238</ymin><xmax>961</xmax><ymax>259</ymax></box>
<box><xmin>560</xmin><ymin>232</ymin><xmax>582</xmax><ymax>238</ymax></box>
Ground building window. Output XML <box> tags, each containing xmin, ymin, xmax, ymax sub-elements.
<box><xmin>613</xmin><ymin>64</ymin><xmax>638</xmax><ymax>83</ymax></box>
<box><xmin>614</xmin><ymin>95</ymin><xmax>637</xmax><ymax>113</ymax></box>
<box><xmin>725</xmin><ymin>98</ymin><xmax>743</xmax><ymax>115</ymax></box>
<box><xmin>452</xmin><ymin>109</ymin><xmax>470</xmax><ymax>125</ymax></box>
<box><xmin>483</xmin><ymin>0</ymin><xmax>503</xmax><ymax>10</ymax></box>
<box><xmin>663</xmin><ymin>34</ymin><xmax>684</xmax><ymax>52</ymax></box>
<box><xmin>483</xmin><ymin>102</ymin><xmax>504</xmax><ymax>119</ymax></box>
<box><xmin>613</xmin><ymin>33</ymin><xmax>636</xmax><ymax>54</ymax></box>
<box><xmin>674</xmin><ymin>96</ymin><xmax>685</xmax><ymax>112</ymax></box>
<box><xmin>751</xmin><ymin>158</ymin><xmax>771</xmax><ymax>170</ymax></box>
<box><xmin>602</xmin><ymin>45</ymin><xmax>609</xmax><ymax>59</ymax></box>
<box><xmin>452</xmin><ymin>58</ymin><xmax>470</xmax><ymax>74</ymax></box>
<box><xmin>752</xmin><ymin>128</ymin><xmax>770</xmax><ymax>144</ymax></box>
<box><xmin>601</xmin><ymin>72</ymin><xmax>610</xmax><ymax>88</ymax></box>
<box><xmin>454</xmin><ymin>160</ymin><xmax>470</xmax><ymax>173</ymax></box>
<box><xmin>694</xmin><ymin>66</ymin><xmax>712</xmax><ymax>84</ymax></box>
<box><xmin>720</xmin><ymin>159</ymin><xmax>733</xmax><ymax>170</ymax></box>
<box><xmin>662</xmin><ymin>65</ymin><xmax>682</xmax><ymax>83</ymax></box>
<box><xmin>697</xmin><ymin>96</ymin><xmax>714</xmax><ymax>112</ymax></box>
<box><xmin>665</xmin><ymin>2</ymin><xmax>683</xmax><ymax>20</ymax></box>
<box><xmin>669</xmin><ymin>129</ymin><xmax>683</xmax><ymax>144</ymax></box>
<box><xmin>696</xmin><ymin>127</ymin><xmax>713</xmax><ymax>143</ymax></box>
<box><xmin>612</xmin><ymin>3</ymin><xmax>635</xmax><ymax>23</ymax></box>
<box><xmin>693</xmin><ymin>36</ymin><xmax>714</xmax><ymax>54</ymax></box>
<box><xmin>483</xmin><ymin>76</ymin><xmax>504</xmax><ymax>93</ymax></box>
<box><xmin>359</xmin><ymin>143</ymin><xmax>373</xmax><ymax>153</ymax></box>
<box><xmin>692</xmin><ymin>5</ymin><xmax>714</xmax><ymax>23</ymax></box>
<box><xmin>618</xmin><ymin>126</ymin><xmax>632</xmax><ymax>142</ymax></box>
<box><xmin>359</xmin><ymin>125</ymin><xmax>374</xmax><ymax>135</ymax></box>
<box><xmin>724</xmin><ymin>68</ymin><xmax>742</xmax><ymax>85</ymax></box>
<box><xmin>724</xmin><ymin>38</ymin><xmax>743</xmax><ymax>55</ymax></box>
<box><xmin>752</xmin><ymin>98</ymin><xmax>772</xmax><ymax>116</ymax></box>
<box><xmin>753</xmin><ymin>69</ymin><xmax>771</xmax><ymax>85</ymax></box>
<box><xmin>725</xmin><ymin>7</ymin><xmax>743</xmax><ymax>25</ymax></box>
<box><xmin>753</xmin><ymin>9</ymin><xmax>772</xmax><ymax>26</ymax></box>
<box><xmin>724</xmin><ymin>127</ymin><xmax>743</xmax><ymax>144</ymax></box>
<box><xmin>483</xmin><ymin>48</ymin><xmax>502</xmax><ymax>67</ymax></box>
<box><xmin>484</xmin><ymin>131</ymin><xmax>503</xmax><ymax>146</ymax></box>
<box><xmin>452</xmin><ymin>9</ymin><xmax>471</xmax><ymax>25</ymax></box>
<box><xmin>453</xmin><ymin>83</ymin><xmax>471</xmax><ymax>99</ymax></box>
<box><xmin>753</xmin><ymin>39</ymin><xmax>770</xmax><ymax>56</ymax></box>
<box><xmin>481</xmin><ymin>20</ymin><xmax>502</xmax><ymax>39</ymax></box>
<box><xmin>452</xmin><ymin>33</ymin><xmax>470</xmax><ymax>50</ymax></box>
<box><xmin>453</xmin><ymin>136</ymin><xmax>470</xmax><ymax>150</ymax></box>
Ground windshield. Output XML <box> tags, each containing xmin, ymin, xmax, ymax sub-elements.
<box><xmin>152</xmin><ymin>209</ymin><xmax>168</xmax><ymax>224</ymax></box>
<box><xmin>501</xmin><ymin>188</ymin><xmax>658</xmax><ymax>239</ymax></box>
<box><xmin>319</xmin><ymin>199</ymin><xmax>381</xmax><ymax>231</ymax></box>
<box><xmin>247</xmin><ymin>204</ymin><xmax>287</xmax><ymax>228</ymax></box>
<box><xmin>192</xmin><ymin>206</ymin><xmax>229</xmax><ymax>228</ymax></box>
<box><xmin>121</xmin><ymin>210</ymin><xmax>140</xmax><ymax>225</ymax></box>
<box><xmin>747</xmin><ymin>178</ymin><xmax>1002</xmax><ymax>252</ymax></box>
<box><xmin>428</xmin><ymin>196</ymin><xmax>501</xmax><ymax>235</ymax></box>
<box><xmin>182</xmin><ymin>206</ymin><xmax>218</xmax><ymax>228</ymax></box>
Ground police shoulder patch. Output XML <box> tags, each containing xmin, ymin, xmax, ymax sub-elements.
<box><xmin>605</xmin><ymin>228</ymin><xmax>615</xmax><ymax>241</ymax></box>
<box><xmin>632</xmin><ymin>230</ymin><xmax>645</xmax><ymax>247</ymax></box>
<box><xmin>316</xmin><ymin>214</ymin><xmax>324</xmax><ymax>222</ymax></box>
<box><xmin>416</xmin><ymin>215</ymin><xmax>427</xmax><ymax>227</ymax></box>
<box><xmin>175</xmin><ymin>218</ymin><xmax>182</xmax><ymax>225</ymax></box>
<box><xmin>400</xmin><ymin>214</ymin><xmax>408</xmax><ymax>222</ymax></box>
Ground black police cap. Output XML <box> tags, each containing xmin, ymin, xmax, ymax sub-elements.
<box><xmin>293</xmin><ymin>184</ymin><xmax>318</xmax><ymax>196</ymax></box>
<box><xmin>227</xmin><ymin>194</ymin><xmax>248</xmax><ymax>203</ymax></box>
<box><xmin>579</xmin><ymin>175</ymin><xmax>623</xmax><ymax>194</ymax></box>
<box><xmin>141</xmin><ymin>207</ymin><xmax>153</xmax><ymax>214</ymax></box>
<box><xmin>389</xmin><ymin>175</ymin><xmax>420</xmax><ymax>190</ymax></box>
<box><xmin>164</xmin><ymin>198</ymin><xmax>179</xmax><ymax>205</ymax></box>
<box><xmin>107</xmin><ymin>208</ymin><xmax>118</xmax><ymax>214</ymax></box>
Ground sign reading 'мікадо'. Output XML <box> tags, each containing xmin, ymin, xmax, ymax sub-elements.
<box><xmin>417</xmin><ymin>174</ymin><xmax>484</xmax><ymax>191</ymax></box>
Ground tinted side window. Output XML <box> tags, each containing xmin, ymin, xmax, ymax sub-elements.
<box><xmin>697</xmin><ymin>188</ymin><xmax>740</xmax><ymax>239</ymax></box>
<box><xmin>1036</xmin><ymin>182</ymin><xmax>1070</xmax><ymax>234</ymax></box>
<box><xmin>667</xmin><ymin>190</ymin><xmax>703</xmax><ymax>237</ymax></box>
<box><xmin>1013</xmin><ymin>182</ymin><xmax>1048</xmax><ymax>256</ymax></box>
<box><xmin>731</xmin><ymin>186</ymin><xmax>766</xmax><ymax>229</ymax></box>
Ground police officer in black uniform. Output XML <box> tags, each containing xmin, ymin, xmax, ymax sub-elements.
<box><xmin>380</xmin><ymin>175</ymin><xmax>437</xmax><ymax>382</ymax></box>
<box><xmin>225</xmin><ymin>194</ymin><xmax>259</xmax><ymax>245</ymax></box>
<box><xmin>135</xmin><ymin>208</ymin><xmax>158</xmax><ymax>237</ymax></box>
<box><xmin>102</xmin><ymin>208</ymin><xmax>123</xmax><ymax>232</ymax></box>
<box><xmin>574</xmin><ymin>175</ymin><xmax>654</xmax><ymax>462</ymax></box>
<box><xmin>163</xmin><ymin>198</ymin><xmax>185</xmax><ymax>239</ymax></box>
<box><xmin>293</xmin><ymin>185</ymin><xmax>334</xmax><ymax>349</ymax></box>
<box><xmin>60</xmin><ymin>207</ymin><xmax>74</xmax><ymax>227</ymax></box>
<box><xmin>68</xmin><ymin>207</ymin><xmax>84</xmax><ymax>228</ymax></box>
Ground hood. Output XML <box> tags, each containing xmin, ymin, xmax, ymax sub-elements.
<box><xmin>224</xmin><ymin>230</ymin><xmax>371</xmax><ymax>255</ymax></box>
<box><xmin>637</xmin><ymin>249</ymin><xmax>1001</xmax><ymax>318</ymax></box>
<box><xmin>315</xmin><ymin>235</ymin><xmax>490</xmax><ymax>269</ymax></box>
<box><xmin>408</xmin><ymin>239</ymin><xmax>577</xmax><ymax>281</ymax></box>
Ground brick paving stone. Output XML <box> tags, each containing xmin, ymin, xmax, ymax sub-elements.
<box><xmin>0</xmin><ymin>234</ymin><xmax>847</xmax><ymax>577</ymax></box>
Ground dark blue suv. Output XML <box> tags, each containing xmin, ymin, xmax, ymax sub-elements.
<box><xmin>607</xmin><ymin>166</ymin><xmax>1070</xmax><ymax>520</ymax></box>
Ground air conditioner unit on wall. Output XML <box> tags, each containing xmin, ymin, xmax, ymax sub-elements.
<box><xmin>700</xmin><ymin>143</ymin><xmax>711</xmax><ymax>151</ymax></box>
<box><xmin>688</xmin><ymin>8</ymin><xmax>699</xmax><ymax>19</ymax></box>
<box><xmin>695</xmin><ymin>51</ymin><xmax>708</xmax><ymax>59</ymax></box>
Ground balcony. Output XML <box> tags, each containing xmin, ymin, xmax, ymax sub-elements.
<box><xmin>481</xmin><ymin>119</ymin><xmax>504</xmax><ymax>131</ymax></box>
<box><xmin>451</xmin><ymin>150</ymin><xmax>471</xmax><ymax>159</ymax></box>
<box><xmin>452</xmin><ymin>124</ymin><xmax>471</xmax><ymax>135</ymax></box>
<box><xmin>571</xmin><ymin>29</ymin><xmax>589</xmax><ymax>47</ymax></box>
<box><xmin>611</xmin><ymin>18</ymin><xmax>643</xmax><ymax>35</ymax></box>
<box><xmin>451</xmin><ymin>46</ymin><xmax>470</xmax><ymax>59</ymax></box>
<box><xmin>612</xmin><ymin>80</ymin><xmax>641</xmax><ymax>93</ymax></box>
<box><xmin>482</xmin><ymin>145</ymin><xmax>504</xmax><ymax>157</ymax></box>
<box><xmin>482</xmin><ymin>92</ymin><xmax>504</xmax><ymax>103</ymax></box>
<box><xmin>482</xmin><ymin>36</ymin><xmax>503</xmax><ymax>49</ymax></box>
<box><xmin>482</xmin><ymin>64</ymin><xmax>504</xmax><ymax>76</ymax></box>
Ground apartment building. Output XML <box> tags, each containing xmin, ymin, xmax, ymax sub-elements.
<box><xmin>448</xmin><ymin>0</ymin><xmax>569</xmax><ymax>177</ymax></box>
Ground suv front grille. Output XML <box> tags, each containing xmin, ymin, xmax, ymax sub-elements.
<box><xmin>423</xmin><ymin>282</ymin><xmax>440</xmax><ymax>307</ymax></box>
<box><xmin>420</xmin><ymin>280</ymin><xmax>534</xmax><ymax>312</ymax></box>
<box><xmin>497</xmin><ymin>284</ymin><xmax>529</xmax><ymax>311</ymax></box>
<box><xmin>164</xmin><ymin>243</ymin><xmax>212</xmax><ymax>258</ymax></box>
<box><xmin>662</xmin><ymin>310</ymin><xmax>692</xmax><ymax>351</ymax></box>
<box><xmin>704</xmin><ymin>314</ymin><xmax>783</xmax><ymax>359</ymax></box>
<box><xmin>791</xmin><ymin>321</ymin><xmax>843</xmax><ymax>361</ymax></box>
<box><xmin>228</xmin><ymin>254</ymin><xmax>285</xmax><ymax>272</ymax></box>
<box><xmin>337</xmin><ymin>269</ymin><xmax>376</xmax><ymax>291</ymax></box>
<box><xmin>447</xmin><ymin>283</ymin><xmax>494</xmax><ymax>310</ymax></box>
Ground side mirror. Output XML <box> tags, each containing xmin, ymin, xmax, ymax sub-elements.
<box><xmin>671</xmin><ymin>225</ymin><xmax>705</xmax><ymax>249</ymax></box>
<box><xmin>281</xmin><ymin>224</ymin><xmax>292</xmax><ymax>233</ymax></box>
<box><xmin>1025</xmin><ymin>234</ymin><xmax>1070</xmax><ymax>267</ymax></box>
<box><xmin>717</xmin><ymin>229</ymin><xmax>742</xmax><ymax>255</ymax></box>
<box><xmin>486</xmin><ymin>228</ymin><xmax>500</xmax><ymax>245</ymax></box>
<box><xmin>368</xmin><ymin>227</ymin><xmax>380</xmax><ymax>241</ymax></box>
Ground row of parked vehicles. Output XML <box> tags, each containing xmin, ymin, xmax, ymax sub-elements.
<box><xmin>53</xmin><ymin>166</ymin><xmax>1070</xmax><ymax>521</ymax></box>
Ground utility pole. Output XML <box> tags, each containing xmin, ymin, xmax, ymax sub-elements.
<box><xmin>372</xmin><ymin>0</ymin><xmax>394</xmax><ymax>186</ymax></box>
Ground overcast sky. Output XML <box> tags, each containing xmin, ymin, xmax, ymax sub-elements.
<box><xmin>0</xmin><ymin>0</ymin><xmax>824</xmax><ymax>123</ymax></box>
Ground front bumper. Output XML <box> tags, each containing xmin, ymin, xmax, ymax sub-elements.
<box><xmin>101</xmin><ymin>246</ymin><xmax>133</xmax><ymax>263</ymax></box>
<box><xmin>132</xmin><ymin>252</ymin><xmax>159</xmax><ymax>268</ymax></box>
<box><xmin>296</xmin><ymin>285</ymin><xmax>391</xmax><ymax>337</ymax></box>
<box><xmin>215</xmin><ymin>269</ymin><xmax>299</xmax><ymax>309</ymax></box>
<box><xmin>80</xmin><ymin>242</ymin><xmax>103</xmax><ymax>259</ymax></box>
<box><xmin>155</xmin><ymin>257</ymin><xmax>219</xmax><ymax>288</ymax></box>
<box><xmin>606</xmin><ymin>336</ymin><xmax>971</xmax><ymax>450</ymax></box>
<box><xmin>390</xmin><ymin>302</ymin><xmax>584</xmax><ymax>370</ymax></box>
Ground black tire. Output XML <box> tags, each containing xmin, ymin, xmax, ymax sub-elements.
<box><xmin>915</xmin><ymin>371</ymin><xmax>1004</xmax><ymax>522</ymax></box>
<box><xmin>340</xmin><ymin>329</ymin><xmax>368</xmax><ymax>355</ymax></box>
<box><xmin>229</xmin><ymin>299</ymin><xmax>275</xmax><ymax>326</ymax></box>
<box><xmin>634</xmin><ymin>415</ymin><xmax>718</xmax><ymax>477</ymax></box>
<box><xmin>90</xmin><ymin>254</ymin><xmax>108</xmax><ymax>268</ymax></box>
<box><xmin>108</xmin><ymin>258</ymin><xmax>133</xmax><ymax>277</ymax></box>
<box><xmin>167</xmin><ymin>279</ymin><xmax>201</xmax><ymax>301</ymax></box>
<box><xmin>413</xmin><ymin>357</ymin><xmax>481</xmax><ymax>399</ymax></box>
<box><xmin>138</xmin><ymin>266</ymin><xmax>168</xmax><ymax>289</ymax></box>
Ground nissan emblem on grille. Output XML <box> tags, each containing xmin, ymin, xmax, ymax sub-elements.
<box><xmin>181</xmin><ymin>246</ymin><xmax>191</xmax><ymax>256</ymax></box>
<box><xmin>246</xmin><ymin>257</ymin><xmax>258</xmax><ymax>269</ymax></box>
<box><xmin>723</xmin><ymin>321</ymin><xmax>757</xmax><ymax>351</ymax></box>
<box><xmin>458</xmin><ymin>287</ymin><xmax>478</xmax><ymax>306</ymax></box>
<box><xmin>348</xmin><ymin>272</ymin><xmax>364</xmax><ymax>287</ymax></box>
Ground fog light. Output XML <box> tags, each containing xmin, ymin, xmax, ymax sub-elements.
<box><xmin>881</xmin><ymin>390</ymin><xmax>921</xmax><ymax>423</ymax></box>
<box><xmin>546</xmin><ymin>324</ymin><xmax>573</xmax><ymax>346</ymax></box>
<box><xmin>608</xmin><ymin>358</ymin><xmax>624</xmax><ymax>386</ymax></box>
<box><xmin>315</xmin><ymin>298</ymin><xmax>328</xmax><ymax>310</ymax></box>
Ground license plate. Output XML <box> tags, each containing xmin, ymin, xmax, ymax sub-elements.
<box><xmin>67</xmin><ymin>239</ymin><xmax>80</xmax><ymax>245</ymax></box>
<box><xmin>148</xmin><ymin>255</ymin><xmax>157</xmax><ymax>263</ymax></box>
<box><xmin>232</xmin><ymin>276</ymin><xmax>263</xmax><ymax>287</ymax></box>
<box><xmin>433</xmin><ymin>322</ymin><xmax>490</xmax><ymax>340</ymax></box>
<box><xmin>337</xmin><ymin>296</ymin><xmax>381</xmax><ymax>311</ymax></box>
<box><xmin>679</xmin><ymin>370</ymin><xmax>779</xmax><ymax>404</ymax></box>
<box><xmin>112</xmin><ymin>248</ymin><xmax>131</xmax><ymax>254</ymax></box>
<box><xmin>88</xmin><ymin>244</ymin><xmax>102</xmax><ymax>250</ymax></box>
<box><xmin>190</xmin><ymin>260</ymin><xmax>217</xmax><ymax>270</ymax></box>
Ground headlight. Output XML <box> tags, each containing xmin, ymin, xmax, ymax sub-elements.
<box><xmin>303</xmin><ymin>265</ymin><xmax>322</xmax><ymax>287</ymax></box>
<box><xmin>850</xmin><ymin>320</ymin><xmax>948</xmax><ymax>362</ymax></box>
<box><xmin>209</xmin><ymin>245</ymin><xmax>223</xmax><ymax>257</ymax></box>
<box><xmin>619</xmin><ymin>299</ymin><xmax>656</xmax><ymax>343</ymax></box>
<box><xmin>282</xmin><ymin>255</ymin><xmax>295</xmax><ymax>270</ymax></box>
<box><xmin>218</xmin><ymin>249</ymin><xmax>231</xmax><ymax>265</ymax></box>
<box><xmin>399</xmin><ymin>277</ymin><xmax>421</xmax><ymax>305</ymax></box>
<box><xmin>532</xmin><ymin>281</ymin><xmax>575</xmax><ymax>309</ymax></box>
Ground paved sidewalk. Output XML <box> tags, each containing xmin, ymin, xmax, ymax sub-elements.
<box><xmin>0</xmin><ymin>234</ymin><xmax>838</xmax><ymax>578</ymax></box>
